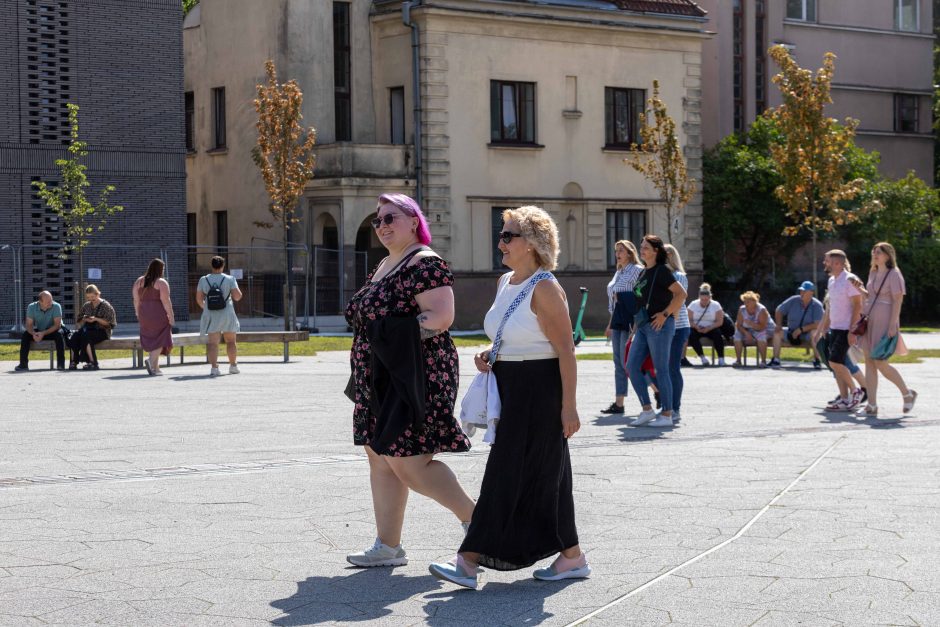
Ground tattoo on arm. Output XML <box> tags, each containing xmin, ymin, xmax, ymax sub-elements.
<box><xmin>417</xmin><ymin>313</ymin><xmax>444</xmax><ymax>340</ymax></box>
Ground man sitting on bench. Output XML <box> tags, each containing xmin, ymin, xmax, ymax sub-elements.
<box><xmin>769</xmin><ymin>281</ymin><xmax>824</xmax><ymax>369</ymax></box>
<box><xmin>15</xmin><ymin>291</ymin><xmax>65</xmax><ymax>371</ymax></box>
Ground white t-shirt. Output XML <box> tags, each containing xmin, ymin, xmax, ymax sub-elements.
<box><xmin>688</xmin><ymin>299</ymin><xmax>722</xmax><ymax>328</ymax></box>
<box><xmin>827</xmin><ymin>271</ymin><xmax>862</xmax><ymax>330</ymax></box>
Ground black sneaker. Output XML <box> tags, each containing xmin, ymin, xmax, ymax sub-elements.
<box><xmin>680</xmin><ymin>357</ymin><xmax>693</xmax><ymax>367</ymax></box>
<box><xmin>14</xmin><ymin>364</ymin><xmax>28</xmax><ymax>372</ymax></box>
<box><xmin>813</xmin><ymin>359</ymin><xmax>822</xmax><ymax>370</ymax></box>
<box><xmin>768</xmin><ymin>358</ymin><xmax>781</xmax><ymax>368</ymax></box>
<box><xmin>600</xmin><ymin>403</ymin><xmax>625</xmax><ymax>415</ymax></box>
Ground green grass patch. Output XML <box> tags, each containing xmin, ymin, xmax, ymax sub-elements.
<box><xmin>900</xmin><ymin>326</ymin><xmax>940</xmax><ymax>334</ymax></box>
<box><xmin>0</xmin><ymin>333</ymin><xmax>492</xmax><ymax>362</ymax></box>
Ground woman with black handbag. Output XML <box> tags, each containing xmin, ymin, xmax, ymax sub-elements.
<box><xmin>343</xmin><ymin>193</ymin><xmax>474</xmax><ymax>569</ymax></box>
<box><xmin>69</xmin><ymin>284</ymin><xmax>117</xmax><ymax>370</ymax></box>
<box><xmin>601</xmin><ymin>240</ymin><xmax>643</xmax><ymax>415</ymax></box>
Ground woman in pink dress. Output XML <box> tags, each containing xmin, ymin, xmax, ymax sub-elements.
<box><xmin>133</xmin><ymin>258</ymin><xmax>175</xmax><ymax>376</ymax></box>
<box><xmin>855</xmin><ymin>242</ymin><xmax>917</xmax><ymax>417</ymax></box>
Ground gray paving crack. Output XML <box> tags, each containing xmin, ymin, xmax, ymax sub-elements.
<box><xmin>3</xmin><ymin>419</ymin><xmax>938</xmax><ymax>492</ymax></box>
<box><xmin>564</xmin><ymin>435</ymin><xmax>848</xmax><ymax>626</ymax></box>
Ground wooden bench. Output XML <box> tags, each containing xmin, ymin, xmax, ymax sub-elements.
<box><xmin>727</xmin><ymin>335</ymin><xmax>813</xmax><ymax>366</ymax></box>
<box><xmin>14</xmin><ymin>330</ymin><xmax>309</xmax><ymax>369</ymax></box>
<box><xmin>158</xmin><ymin>331</ymin><xmax>309</xmax><ymax>367</ymax></box>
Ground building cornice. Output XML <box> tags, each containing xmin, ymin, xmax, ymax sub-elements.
<box><xmin>781</xmin><ymin>19</ymin><xmax>935</xmax><ymax>40</ymax></box>
<box><xmin>855</xmin><ymin>129</ymin><xmax>934</xmax><ymax>140</ymax></box>
<box><xmin>373</xmin><ymin>1</ymin><xmax>710</xmax><ymax>35</ymax></box>
<box><xmin>467</xmin><ymin>195</ymin><xmax>664</xmax><ymax>203</ymax></box>
<box><xmin>832</xmin><ymin>83</ymin><xmax>933</xmax><ymax>96</ymax></box>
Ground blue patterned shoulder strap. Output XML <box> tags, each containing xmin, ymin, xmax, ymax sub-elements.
<box><xmin>490</xmin><ymin>271</ymin><xmax>555</xmax><ymax>360</ymax></box>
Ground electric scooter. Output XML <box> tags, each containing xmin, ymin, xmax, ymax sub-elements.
<box><xmin>572</xmin><ymin>287</ymin><xmax>589</xmax><ymax>346</ymax></box>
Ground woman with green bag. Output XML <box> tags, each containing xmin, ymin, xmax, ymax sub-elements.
<box><xmin>855</xmin><ymin>242</ymin><xmax>917</xmax><ymax>418</ymax></box>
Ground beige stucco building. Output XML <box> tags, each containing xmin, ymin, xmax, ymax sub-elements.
<box><xmin>699</xmin><ymin>0</ymin><xmax>934</xmax><ymax>180</ymax></box>
<box><xmin>184</xmin><ymin>0</ymin><xmax>709</xmax><ymax>328</ymax></box>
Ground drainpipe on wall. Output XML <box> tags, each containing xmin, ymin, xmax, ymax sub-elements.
<box><xmin>402</xmin><ymin>1</ymin><xmax>423</xmax><ymax>209</ymax></box>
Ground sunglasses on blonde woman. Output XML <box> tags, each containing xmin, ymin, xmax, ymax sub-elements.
<box><xmin>498</xmin><ymin>231</ymin><xmax>523</xmax><ymax>245</ymax></box>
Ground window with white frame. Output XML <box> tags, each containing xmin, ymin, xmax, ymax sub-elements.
<box><xmin>786</xmin><ymin>0</ymin><xmax>816</xmax><ymax>21</ymax></box>
<box><xmin>895</xmin><ymin>0</ymin><xmax>919</xmax><ymax>31</ymax></box>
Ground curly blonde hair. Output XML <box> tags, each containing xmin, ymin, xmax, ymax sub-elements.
<box><xmin>502</xmin><ymin>206</ymin><xmax>560</xmax><ymax>271</ymax></box>
<box><xmin>740</xmin><ymin>290</ymin><xmax>760</xmax><ymax>303</ymax></box>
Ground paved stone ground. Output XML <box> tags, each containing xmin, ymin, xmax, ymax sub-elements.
<box><xmin>1</xmin><ymin>341</ymin><xmax>938</xmax><ymax>626</ymax></box>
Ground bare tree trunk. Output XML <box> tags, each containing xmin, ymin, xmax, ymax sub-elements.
<box><xmin>811</xmin><ymin>229</ymin><xmax>818</xmax><ymax>287</ymax></box>
<box><xmin>284</xmin><ymin>221</ymin><xmax>291</xmax><ymax>331</ymax></box>
<box><xmin>665</xmin><ymin>200</ymin><xmax>673</xmax><ymax>244</ymax></box>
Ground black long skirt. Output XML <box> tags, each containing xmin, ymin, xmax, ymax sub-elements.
<box><xmin>459</xmin><ymin>358</ymin><xmax>579</xmax><ymax>571</ymax></box>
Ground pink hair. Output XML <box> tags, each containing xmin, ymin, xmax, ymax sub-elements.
<box><xmin>377</xmin><ymin>193</ymin><xmax>432</xmax><ymax>245</ymax></box>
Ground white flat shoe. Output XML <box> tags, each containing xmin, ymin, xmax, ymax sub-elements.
<box><xmin>903</xmin><ymin>390</ymin><xmax>917</xmax><ymax>414</ymax></box>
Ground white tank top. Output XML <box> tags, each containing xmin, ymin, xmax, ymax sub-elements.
<box><xmin>483</xmin><ymin>272</ymin><xmax>558</xmax><ymax>358</ymax></box>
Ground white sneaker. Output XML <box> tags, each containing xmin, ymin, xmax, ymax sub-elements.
<box><xmin>210</xmin><ymin>367</ymin><xmax>221</xmax><ymax>377</ymax></box>
<box><xmin>648</xmin><ymin>414</ymin><xmax>674</xmax><ymax>427</ymax></box>
<box><xmin>701</xmin><ymin>356</ymin><xmax>710</xmax><ymax>366</ymax></box>
<box><xmin>346</xmin><ymin>538</ymin><xmax>408</xmax><ymax>568</ymax></box>
<box><xmin>850</xmin><ymin>388</ymin><xmax>864</xmax><ymax>408</ymax></box>
<box><xmin>429</xmin><ymin>556</ymin><xmax>479</xmax><ymax>589</ymax></box>
<box><xmin>229</xmin><ymin>364</ymin><xmax>240</xmax><ymax>375</ymax></box>
<box><xmin>718</xmin><ymin>358</ymin><xmax>727</xmax><ymax>367</ymax></box>
<box><xmin>630</xmin><ymin>409</ymin><xmax>658</xmax><ymax>427</ymax></box>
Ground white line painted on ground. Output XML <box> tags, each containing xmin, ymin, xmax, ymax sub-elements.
<box><xmin>565</xmin><ymin>435</ymin><xmax>847</xmax><ymax>627</ymax></box>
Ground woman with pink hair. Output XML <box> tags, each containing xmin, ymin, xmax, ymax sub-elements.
<box><xmin>344</xmin><ymin>193</ymin><xmax>474</xmax><ymax>568</ymax></box>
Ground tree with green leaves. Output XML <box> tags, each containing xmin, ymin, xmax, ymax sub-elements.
<box><xmin>32</xmin><ymin>103</ymin><xmax>123</xmax><ymax>292</ymax></box>
<box><xmin>849</xmin><ymin>172</ymin><xmax>940</xmax><ymax>320</ymax></box>
<box><xmin>626</xmin><ymin>80</ymin><xmax>695</xmax><ymax>244</ymax></box>
<box><xmin>252</xmin><ymin>60</ymin><xmax>317</xmax><ymax>330</ymax></box>
<box><xmin>182</xmin><ymin>0</ymin><xmax>199</xmax><ymax>16</ymax></box>
<box><xmin>767</xmin><ymin>45</ymin><xmax>880</xmax><ymax>284</ymax></box>
<box><xmin>704</xmin><ymin>115</ymin><xmax>881</xmax><ymax>289</ymax></box>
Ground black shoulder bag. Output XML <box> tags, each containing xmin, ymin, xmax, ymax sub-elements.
<box><xmin>788</xmin><ymin>306</ymin><xmax>810</xmax><ymax>346</ymax></box>
<box><xmin>344</xmin><ymin>246</ymin><xmax>430</xmax><ymax>402</ymax></box>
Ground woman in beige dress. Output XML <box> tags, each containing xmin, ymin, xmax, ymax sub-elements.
<box><xmin>855</xmin><ymin>242</ymin><xmax>917</xmax><ymax>417</ymax></box>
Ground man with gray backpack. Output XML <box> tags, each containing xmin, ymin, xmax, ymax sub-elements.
<box><xmin>195</xmin><ymin>256</ymin><xmax>243</xmax><ymax>377</ymax></box>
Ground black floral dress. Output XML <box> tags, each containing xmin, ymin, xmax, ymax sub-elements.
<box><xmin>345</xmin><ymin>255</ymin><xmax>470</xmax><ymax>457</ymax></box>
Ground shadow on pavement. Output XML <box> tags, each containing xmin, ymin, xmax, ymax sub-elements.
<box><xmin>816</xmin><ymin>410</ymin><xmax>907</xmax><ymax>429</ymax></box>
<box><xmin>592</xmin><ymin>413</ymin><xmax>630</xmax><ymax>426</ymax></box>
<box><xmin>102</xmin><ymin>374</ymin><xmax>154</xmax><ymax>380</ymax></box>
<box><xmin>616</xmin><ymin>423</ymin><xmax>675</xmax><ymax>442</ymax></box>
<box><xmin>167</xmin><ymin>374</ymin><xmax>217</xmax><ymax>381</ymax></box>
<box><xmin>270</xmin><ymin>569</ymin><xmax>443</xmax><ymax>625</ymax></box>
<box><xmin>422</xmin><ymin>578</ymin><xmax>578</xmax><ymax>625</ymax></box>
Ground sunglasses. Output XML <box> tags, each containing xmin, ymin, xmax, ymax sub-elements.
<box><xmin>498</xmin><ymin>231</ymin><xmax>523</xmax><ymax>244</ymax></box>
<box><xmin>371</xmin><ymin>214</ymin><xmax>404</xmax><ymax>229</ymax></box>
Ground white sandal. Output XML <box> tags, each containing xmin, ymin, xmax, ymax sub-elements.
<box><xmin>856</xmin><ymin>404</ymin><xmax>878</xmax><ymax>418</ymax></box>
<box><xmin>903</xmin><ymin>390</ymin><xmax>917</xmax><ymax>414</ymax></box>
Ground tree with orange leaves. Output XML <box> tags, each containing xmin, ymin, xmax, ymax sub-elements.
<box><xmin>252</xmin><ymin>60</ymin><xmax>317</xmax><ymax>329</ymax></box>
<box><xmin>767</xmin><ymin>45</ymin><xmax>879</xmax><ymax>284</ymax></box>
<box><xmin>626</xmin><ymin>80</ymin><xmax>695</xmax><ymax>244</ymax></box>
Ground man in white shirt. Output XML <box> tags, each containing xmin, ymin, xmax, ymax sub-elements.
<box><xmin>813</xmin><ymin>250</ymin><xmax>863</xmax><ymax>411</ymax></box>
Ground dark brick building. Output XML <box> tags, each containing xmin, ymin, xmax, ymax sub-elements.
<box><xmin>0</xmin><ymin>0</ymin><xmax>187</xmax><ymax>329</ymax></box>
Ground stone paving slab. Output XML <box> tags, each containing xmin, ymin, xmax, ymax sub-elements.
<box><xmin>1</xmin><ymin>349</ymin><xmax>938</xmax><ymax>625</ymax></box>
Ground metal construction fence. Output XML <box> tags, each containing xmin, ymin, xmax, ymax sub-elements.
<box><xmin>1</xmin><ymin>242</ymin><xmax>367</xmax><ymax>333</ymax></box>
